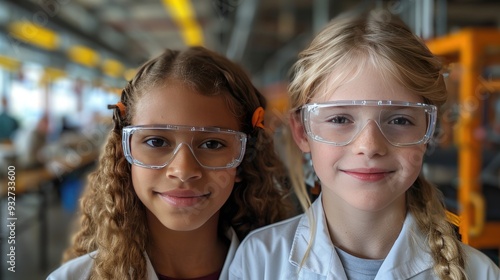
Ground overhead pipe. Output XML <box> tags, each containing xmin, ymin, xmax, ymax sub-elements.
<box><xmin>226</xmin><ymin>0</ymin><xmax>258</xmax><ymax>62</ymax></box>
<box><xmin>313</xmin><ymin>0</ymin><xmax>329</xmax><ymax>34</ymax></box>
<box><xmin>436</xmin><ymin>0</ymin><xmax>447</xmax><ymax>37</ymax></box>
<box><xmin>422</xmin><ymin>0</ymin><xmax>434</xmax><ymax>39</ymax></box>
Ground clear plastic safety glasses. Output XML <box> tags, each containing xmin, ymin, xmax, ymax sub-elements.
<box><xmin>122</xmin><ymin>125</ymin><xmax>247</xmax><ymax>170</ymax></box>
<box><xmin>300</xmin><ymin>100</ymin><xmax>437</xmax><ymax>147</ymax></box>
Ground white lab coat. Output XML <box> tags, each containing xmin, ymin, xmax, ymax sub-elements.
<box><xmin>229</xmin><ymin>196</ymin><xmax>500</xmax><ymax>280</ymax></box>
<box><xmin>47</xmin><ymin>227</ymin><xmax>239</xmax><ymax>280</ymax></box>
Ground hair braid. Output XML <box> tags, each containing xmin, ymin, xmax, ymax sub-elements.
<box><xmin>408</xmin><ymin>176</ymin><xmax>466</xmax><ymax>280</ymax></box>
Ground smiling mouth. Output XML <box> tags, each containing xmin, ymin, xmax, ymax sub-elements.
<box><xmin>341</xmin><ymin>170</ymin><xmax>393</xmax><ymax>182</ymax></box>
<box><xmin>155</xmin><ymin>192</ymin><xmax>211</xmax><ymax>207</ymax></box>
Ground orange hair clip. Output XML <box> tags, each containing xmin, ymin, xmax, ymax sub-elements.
<box><xmin>108</xmin><ymin>102</ymin><xmax>126</xmax><ymax>118</ymax></box>
<box><xmin>116</xmin><ymin>102</ymin><xmax>126</xmax><ymax>118</ymax></box>
<box><xmin>252</xmin><ymin>106</ymin><xmax>265</xmax><ymax>129</ymax></box>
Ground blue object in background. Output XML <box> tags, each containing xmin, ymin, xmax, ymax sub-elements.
<box><xmin>60</xmin><ymin>177</ymin><xmax>83</xmax><ymax>213</ymax></box>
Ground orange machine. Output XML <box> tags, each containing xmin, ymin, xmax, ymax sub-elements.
<box><xmin>426</xmin><ymin>29</ymin><xmax>500</xmax><ymax>249</ymax></box>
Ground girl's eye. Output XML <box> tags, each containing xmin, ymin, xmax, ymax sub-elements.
<box><xmin>389</xmin><ymin>117</ymin><xmax>413</xmax><ymax>126</ymax></box>
<box><xmin>145</xmin><ymin>138</ymin><xmax>168</xmax><ymax>147</ymax></box>
<box><xmin>327</xmin><ymin>115</ymin><xmax>351</xmax><ymax>124</ymax></box>
<box><xmin>200</xmin><ymin>140</ymin><xmax>224</xmax><ymax>150</ymax></box>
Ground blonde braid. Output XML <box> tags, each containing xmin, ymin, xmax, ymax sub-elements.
<box><xmin>408</xmin><ymin>175</ymin><xmax>466</xmax><ymax>279</ymax></box>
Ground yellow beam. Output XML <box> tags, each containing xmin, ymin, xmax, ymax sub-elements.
<box><xmin>0</xmin><ymin>56</ymin><xmax>20</xmax><ymax>72</ymax></box>
<box><xmin>67</xmin><ymin>45</ymin><xmax>100</xmax><ymax>68</ymax></box>
<box><xmin>124</xmin><ymin>68</ymin><xmax>137</xmax><ymax>81</ymax></box>
<box><xmin>102</xmin><ymin>59</ymin><xmax>124</xmax><ymax>78</ymax></box>
<box><xmin>8</xmin><ymin>21</ymin><xmax>59</xmax><ymax>51</ymax></box>
<box><xmin>162</xmin><ymin>0</ymin><xmax>204</xmax><ymax>46</ymax></box>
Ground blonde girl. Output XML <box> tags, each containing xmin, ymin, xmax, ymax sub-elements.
<box><xmin>48</xmin><ymin>46</ymin><xmax>294</xmax><ymax>280</ymax></box>
<box><xmin>229</xmin><ymin>10</ymin><xmax>500</xmax><ymax>280</ymax></box>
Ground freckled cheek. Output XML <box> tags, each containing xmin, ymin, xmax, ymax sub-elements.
<box><xmin>399</xmin><ymin>147</ymin><xmax>426</xmax><ymax>178</ymax></box>
<box><xmin>309</xmin><ymin>151</ymin><xmax>343</xmax><ymax>185</ymax></box>
<box><xmin>310</xmin><ymin>147</ymin><xmax>343</xmax><ymax>170</ymax></box>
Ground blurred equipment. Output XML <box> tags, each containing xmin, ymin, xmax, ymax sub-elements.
<box><xmin>426</xmin><ymin>28</ymin><xmax>500</xmax><ymax>252</ymax></box>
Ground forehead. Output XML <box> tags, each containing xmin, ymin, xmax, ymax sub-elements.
<box><xmin>133</xmin><ymin>79</ymin><xmax>240</xmax><ymax>130</ymax></box>
<box><xmin>313</xmin><ymin>63</ymin><xmax>423</xmax><ymax>104</ymax></box>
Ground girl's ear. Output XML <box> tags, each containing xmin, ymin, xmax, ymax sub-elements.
<box><xmin>289</xmin><ymin>113</ymin><xmax>311</xmax><ymax>153</ymax></box>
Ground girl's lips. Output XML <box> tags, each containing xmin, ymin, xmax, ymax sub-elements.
<box><xmin>341</xmin><ymin>168</ymin><xmax>393</xmax><ymax>182</ymax></box>
<box><xmin>155</xmin><ymin>190</ymin><xmax>210</xmax><ymax>207</ymax></box>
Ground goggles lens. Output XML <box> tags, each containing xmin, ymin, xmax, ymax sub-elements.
<box><xmin>122</xmin><ymin>125</ymin><xmax>247</xmax><ymax>169</ymax></box>
<box><xmin>301</xmin><ymin>100</ymin><xmax>437</xmax><ymax>147</ymax></box>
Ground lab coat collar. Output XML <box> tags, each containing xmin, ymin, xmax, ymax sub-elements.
<box><xmin>289</xmin><ymin>195</ymin><xmax>434</xmax><ymax>279</ymax></box>
<box><xmin>375</xmin><ymin>213</ymin><xmax>434</xmax><ymax>279</ymax></box>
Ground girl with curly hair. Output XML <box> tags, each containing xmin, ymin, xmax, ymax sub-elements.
<box><xmin>48</xmin><ymin>46</ymin><xmax>294</xmax><ymax>280</ymax></box>
<box><xmin>229</xmin><ymin>9</ymin><xmax>500</xmax><ymax>280</ymax></box>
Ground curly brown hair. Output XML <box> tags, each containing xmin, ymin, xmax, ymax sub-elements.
<box><xmin>288</xmin><ymin>10</ymin><xmax>466</xmax><ymax>280</ymax></box>
<box><xmin>62</xmin><ymin>46</ymin><xmax>294</xmax><ymax>279</ymax></box>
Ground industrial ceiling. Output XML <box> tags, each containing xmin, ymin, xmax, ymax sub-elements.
<box><xmin>1</xmin><ymin>0</ymin><xmax>500</xmax><ymax>86</ymax></box>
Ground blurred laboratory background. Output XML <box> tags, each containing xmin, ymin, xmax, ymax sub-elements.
<box><xmin>0</xmin><ymin>0</ymin><xmax>500</xmax><ymax>279</ymax></box>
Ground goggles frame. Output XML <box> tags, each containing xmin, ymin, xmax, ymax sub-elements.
<box><xmin>299</xmin><ymin>100</ymin><xmax>437</xmax><ymax>147</ymax></box>
<box><xmin>122</xmin><ymin>125</ymin><xmax>247</xmax><ymax>170</ymax></box>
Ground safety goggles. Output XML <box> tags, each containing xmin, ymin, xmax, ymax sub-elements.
<box><xmin>122</xmin><ymin>125</ymin><xmax>247</xmax><ymax>170</ymax></box>
<box><xmin>299</xmin><ymin>100</ymin><xmax>437</xmax><ymax>147</ymax></box>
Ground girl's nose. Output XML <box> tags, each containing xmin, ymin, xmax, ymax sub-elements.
<box><xmin>350</xmin><ymin>120</ymin><xmax>388</xmax><ymax>158</ymax></box>
<box><xmin>165</xmin><ymin>143</ymin><xmax>202</xmax><ymax>182</ymax></box>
